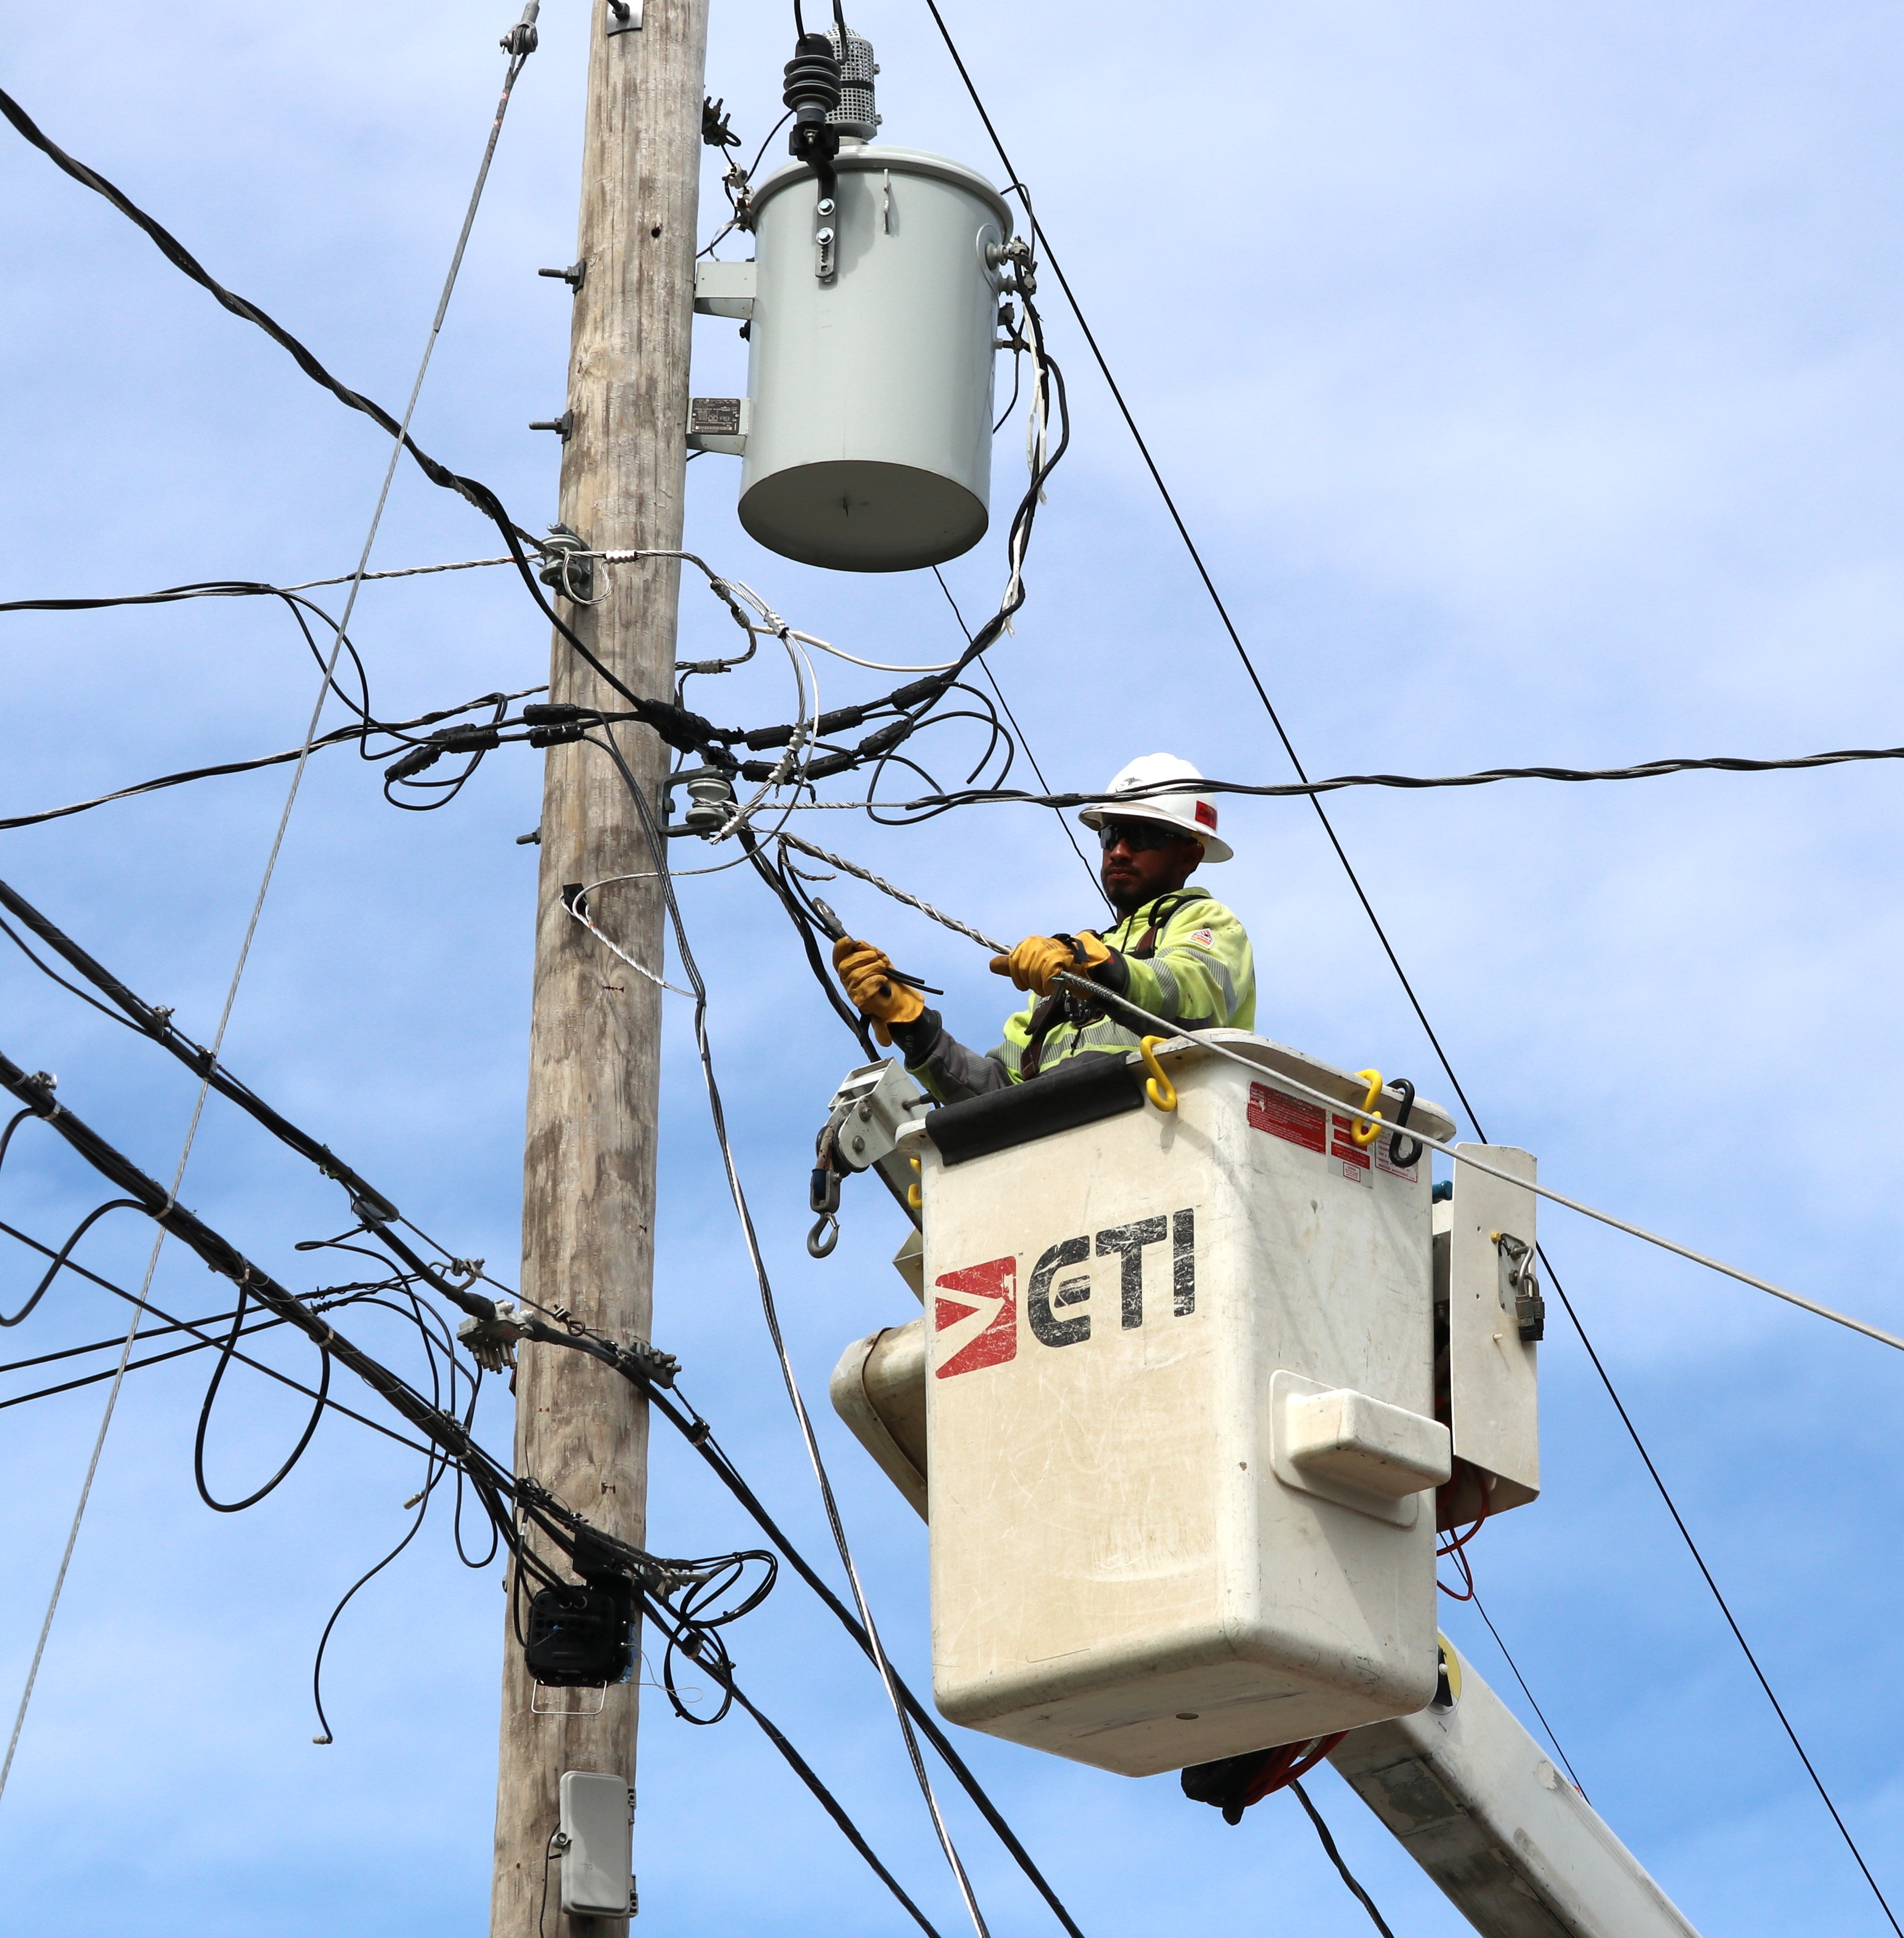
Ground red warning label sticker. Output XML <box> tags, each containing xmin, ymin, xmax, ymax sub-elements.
<box><xmin>1330</xmin><ymin>1113</ymin><xmax>1373</xmax><ymax>1185</ymax></box>
<box><xmin>1248</xmin><ymin>1082</ymin><xmax>1325</xmax><ymax>1153</ymax></box>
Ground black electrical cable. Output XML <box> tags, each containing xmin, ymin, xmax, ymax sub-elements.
<box><xmin>0</xmin><ymin>874</ymin><xmax>500</xmax><ymax>1327</ymax></box>
<box><xmin>736</xmin><ymin>825</ymin><xmax>878</xmax><ymax>1057</ymax></box>
<box><xmin>0</xmin><ymin>1198</ymin><xmax>144</xmax><ymax>1328</ymax></box>
<box><xmin>0</xmin><ymin>686</ymin><xmax>541</xmax><ymax>835</ymax></box>
<box><xmin>631</xmin><ymin>1583</ymin><xmax>946</xmax><ymax>1938</ymax></box>
<box><xmin>191</xmin><ymin>1277</ymin><xmax>332</xmax><ymax>1514</ymax></box>
<box><xmin>0</xmin><ymin>76</ymin><xmax>1063</xmax><ymax>789</ymax></box>
<box><xmin>0</xmin><ymin>84</ymin><xmax>761</xmax><ymax>778</ymax></box>
<box><xmin>918</xmin><ymin>0</ymin><xmax>1480</xmax><ymax>1124</ymax></box>
<box><xmin>310</xmin><ymin>1443</ymin><xmax>454</xmax><ymax>1744</ymax></box>
<box><xmin>1</xmin><ymin>1297</ymin><xmax>273</xmax><ymax>1377</ymax></box>
<box><xmin>1288</xmin><ymin>1780</ymin><xmax>1397</xmax><ymax>1938</ymax></box>
<box><xmin>0</xmin><ymin>1092</ymin><xmax>750</xmax><ymax>1686</ymax></box>
<box><xmin>1466</xmin><ymin>1587</ymin><xmax>1588</xmax><ymax>1799</ymax></box>
<box><xmin>0</xmin><ymin>580</ymin><xmax>382</xmax><ymax>735</ymax></box>
<box><xmin>494</xmin><ymin>1269</ymin><xmax>1087</xmax><ymax>1935</ymax></box>
<box><xmin>0</xmin><ymin>1055</ymin><xmax>523</xmax><ymax>1524</ymax></box>
<box><xmin>403</xmin><ymin>1237</ymin><xmax>1085</xmax><ymax>1938</ymax></box>
<box><xmin>0</xmin><ymin>1292</ymin><xmax>381</xmax><ymax>1411</ymax></box>
<box><xmin>1542</xmin><ymin>1255</ymin><xmax>1902</xmax><ymax>1933</ymax></box>
<box><xmin>850</xmin><ymin>741</ymin><xmax>1904</xmax><ymax>822</ymax></box>
<box><xmin>0</xmin><ymin>89</ymin><xmax>519</xmax><ymax>536</ymax></box>
<box><xmin>0</xmin><ymin>1213</ymin><xmax>437</xmax><ymax>1457</ymax></box>
<box><xmin>585</xmin><ymin>733</ymin><xmax>996</xmax><ymax>1938</ymax></box>
<box><xmin>931</xmin><ymin>567</ymin><xmax>1106</xmax><ymax>909</ymax></box>
<box><xmin>647</xmin><ymin>1376</ymin><xmax>1089</xmax><ymax>1938</ymax></box>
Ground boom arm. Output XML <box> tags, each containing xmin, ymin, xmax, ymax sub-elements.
<box><xmin>1328</xmin><ymin>1646</ymin><xmax>1700</xmax><ymax>1937</ymax></box>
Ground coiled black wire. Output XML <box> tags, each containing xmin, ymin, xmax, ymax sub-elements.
<box><xmin>193</xmin><ymin>1278</ymin><xmax>331</xmax><ymax>1514</ymax></box>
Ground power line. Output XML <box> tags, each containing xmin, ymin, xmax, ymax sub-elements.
<box><xmin>931</xmin><ymin>567</ymin><xmax>1106</xmax><ymax>909</ymax></box>
<box><xmin>628</xmin><ymin>1584</ymin><xmax>950</xmax><ymax>1938</ymax></box>
<box><xmin>1543</xmin><ymin>1255</ymin><xmax>1902</xmax><ymax>1934</ymax></box>
<box><xmin>0</xmin><ymin>79</ymin><xmax>1073</xmax><ymax>794</ymax></box>
<box><xmin>562</xmin><ymin>1328</ymin><xmax>1089</xmax><ymax>1938</ymax></box>
<box><xmin>1466</xmin><ymin>1589</ymin><xmax>1588</xmax><ymax>1799</ymax></box>
<box><xmin>465</xmin><ymin>1232</ymin><xmax>1090</xmax><ymax>1936</ymax></box>
<box><xmin>0</xmin><ymin>1048</ymin><xmax>771</xmax><ymax>1671</ymax></box>
<box><xmin>817</xmin><ymin>738</ymin><xmax>1904</xmax><ymax>819</ymax></box>
<box><xmin>0</xmin><ymin>871</ymin><xmax>503</xmax><ymax>1330</ymax></box>
<box><xmin>0</xmin><ymin>685</ymin><xmax>541</xmax><ymax>833</ymax></box>
<box><xmin>1288</xmin><ymin>1779</ymin><xmax>1396</xmax><ymax>1938</ymax></box>
<box><xmin>918</xmin><ymin>13</ymin><xmax>1899</xmax><ymax>1921</ymax></box>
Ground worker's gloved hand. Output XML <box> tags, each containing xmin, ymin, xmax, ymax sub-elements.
<box><xmin>988</xmin><ymin>931</ymin><xmax>1113</xmax><ymax>997</ymax></box>
<box><xmin>833</xmin><ymin>937</ymin><xmax>925</xmax><ymax>1045</ymax></box>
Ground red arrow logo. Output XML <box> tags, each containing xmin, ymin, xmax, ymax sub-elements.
<box><xmin>933</xmin><ymin>1256</ymin><xmax>1018</xmax><ymax>1378</ymax></box>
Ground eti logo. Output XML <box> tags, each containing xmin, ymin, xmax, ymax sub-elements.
<box><xmin>933</xmin><ymin>1209</ymin><xmax>1197</xmax><ymax>1379</ymax></box>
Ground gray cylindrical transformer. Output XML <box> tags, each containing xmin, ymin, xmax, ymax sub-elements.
<box><xmin>740</xmin><ymin>147</ymin><xmax>1012</xmax><ymax>574</ymax></box>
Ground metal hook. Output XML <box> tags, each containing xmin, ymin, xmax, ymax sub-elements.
<box><xmin>1139</xmin><ymin>1036</ymin><xmax>1178</xmax><ymax>1112</ymax></box>
<box><xmin>807</xmin><ymin>1213</ymin><xmax>840</xmax><ymax>1259</ymax></box>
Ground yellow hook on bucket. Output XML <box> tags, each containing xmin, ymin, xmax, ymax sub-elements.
<box><xmin>1351</xmin><ymin>1069</ymin><xmax>1384</xmax><ymax>1147</ymax></box>
<box><xmin>1140</xmin><ymin>1037</ymin><xmax>1178</xmax><ymax>1112</ymax></box>
<box><xmin>907</xmin><ymin>1152</ymin><xmax>923</xmax><ymax>1211</ymax></box>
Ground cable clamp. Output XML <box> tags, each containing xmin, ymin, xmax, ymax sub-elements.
<box><xmin>457</xmin><ymin>1300</ymin><xmax>522</xmax><ymax>1373</ymax></box>
<box><xmin>605</xmin><ymin>0</ymin><xmax>643</xmax><ymax>34</ymax></box>
<box><xmin>500</xmin><ymin>2</ymin><xmax>540</xmax><ymax>55</ymax></box>
<box><xmin>613</xmin><ymin>1336</ymin><xmax>682</xmax><ymax>1389</ymax></box>
<box><xmin>538</xmin><ymin>524</ymin><xmax>596</xmax><ymax>604</ymax></box>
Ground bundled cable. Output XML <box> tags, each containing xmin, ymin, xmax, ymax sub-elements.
<box><xmin>0</xmin><ymin>1050</ymin><xmax>770</xmax><ymax>1667</ymax></box>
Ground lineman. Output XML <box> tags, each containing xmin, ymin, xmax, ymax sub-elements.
<box><xmin>832</xmin><ymin>755</ymin><xmax>1254</xmax><ymax>1104</ymax></box>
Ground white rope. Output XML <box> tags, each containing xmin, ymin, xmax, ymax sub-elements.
<box><xmin>786</xmin><ymin>833</ymin><xmax>1904</xmax><ymax>1357</ymax></box>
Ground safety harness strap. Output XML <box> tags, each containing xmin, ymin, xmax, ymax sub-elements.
<box><xmin>1018</xmin><ymin>892</ymin><xmax>1215</xmax><ymax>1080</ymax></box>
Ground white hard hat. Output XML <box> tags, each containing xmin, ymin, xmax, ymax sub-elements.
<box><xmin>1077</xmin><ymin>753</ymin><xmax>1232</xmax><ymax>863</ymax></box>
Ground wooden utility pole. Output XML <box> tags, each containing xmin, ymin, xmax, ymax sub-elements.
<box><xmin>491</xmin><ymin>2</ymin><xmax>709</xmax><ymax>1929</ymax></box>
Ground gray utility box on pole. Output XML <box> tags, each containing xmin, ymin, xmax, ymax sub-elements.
<box><xmin>698</xmin><ymin>145</ymin><xmax>1013</xmax><ymax>573</ymax></box>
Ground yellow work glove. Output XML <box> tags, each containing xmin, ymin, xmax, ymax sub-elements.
<box><xmin>833</xmin><ymin>937</ymin><xmax>926</xmax><ymax>1046</ymax></box>
<box><xmin>988</xmin><ymin>931</ymin><xmax>1113</xmax><ymax>997</ymax></box>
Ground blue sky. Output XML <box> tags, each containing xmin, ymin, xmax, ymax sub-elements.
<box><xmin>3</xmin><ymin>2</ymin><xmax>1903</xmax><ymax>1932</ymax></box>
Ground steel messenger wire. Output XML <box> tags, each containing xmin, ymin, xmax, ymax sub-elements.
<box><xmin>775</xmin><ymin>830</ymin><xmax>1904</xmax><ymax>1357</ymax></box>
<box><xmin>590</xmin><ymin>730</ymin><xmax>997</xmax><ymax>1938</ymax></box>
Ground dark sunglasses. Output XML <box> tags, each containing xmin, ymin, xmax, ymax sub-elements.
<box><xmin>1096</xmin><ymin>818</ymin><xmax>1193</xmax><ymax>855</ymax></box>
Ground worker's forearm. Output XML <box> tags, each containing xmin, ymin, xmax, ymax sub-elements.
<box><xmin>891</xmin><ymin>1008</ymin><xmax>1012</xmax><ymax>1103</ymax></box>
